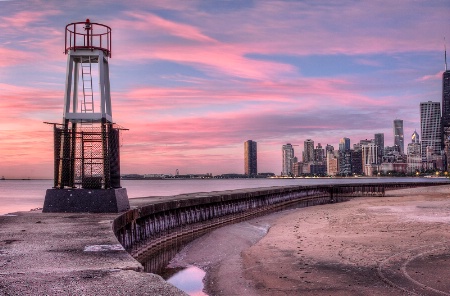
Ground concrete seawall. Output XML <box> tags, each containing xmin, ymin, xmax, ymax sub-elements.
<box><xmin>113</xmin><ymin>181</ymin><xmax>447</xmax><ymax>273</ymax></box>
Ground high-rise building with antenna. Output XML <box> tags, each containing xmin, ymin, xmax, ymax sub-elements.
<box><xmin>441</xmin><ymin>42</ymin><xmax>450</xmax><ymax>141</ymax></box>
<box><xmin>441</xmin><ymin>41</ymin><xmax>450</xmax><ymax>170</ymax></box>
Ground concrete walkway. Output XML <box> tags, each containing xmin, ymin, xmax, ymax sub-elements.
<box><xmin>0</xmin><ymin>198</ymin><xmax>186</xmax><ymax>296</ymax></box>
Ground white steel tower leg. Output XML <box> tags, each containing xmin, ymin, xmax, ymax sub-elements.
<box><xmin>73</xmin><ymin>61</ymin><xmax>79</xmax><ymax>113</ymax></box>
<box><xmin>63</xmin><ymin>55</ymin><xmax>73</xmax><ymax>119</ymax></box>
<box><xmin>98</xmin><ymin>51</ymin><xmax>106</xmax><ymax>119</ymax></box>
<box><xmin>104</xmin><ymin>57</ymin><xmax>112</xmax><ymax>116</ymax></box>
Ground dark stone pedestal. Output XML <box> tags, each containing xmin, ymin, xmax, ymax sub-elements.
<box><xmin>43</xmin><ymin>188</ymin><xmax>130</xmax><ymax>213</ymax></box>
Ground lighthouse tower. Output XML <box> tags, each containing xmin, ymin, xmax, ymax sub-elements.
<box><xmin>43</xmin><ymin>19</ymin><xmax>129</xmax><ymax>213</ymax></box>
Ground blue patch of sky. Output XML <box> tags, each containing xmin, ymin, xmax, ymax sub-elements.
<box><xmin>173</xmin><ymin>103</ymin><xmax>241</xmax><ymax>117</ymax></box>
<box><xmin>1</xmin><ymin>64</ymin><xmax>60</xmax><ymax>88</ymax></box>
<box><xmin>197</xmin><ymin>0</ymin><xmax>255</xmax><ymax>13</ymax></box>
<box><xmin>245</xmin><ymin>52</ymin><xmax>442</xmax><ymax>78</ymax></box>
<box><xmin>58</xmin><ymin>1</ymin><xmax>129</xmax><ymax>21</ymax></box>
<box><xmin>141</xmin><ymin>8</ymin><xmax>184</xmax><ymax>21</ymax></box>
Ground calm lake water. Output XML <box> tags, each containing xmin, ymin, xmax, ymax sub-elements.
<box><xmin>0</xmin><ymin>177</ymin><xmax>445</xmax><ymax>215</ymax></box>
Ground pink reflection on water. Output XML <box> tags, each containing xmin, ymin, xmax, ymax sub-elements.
<box><xmin>166</xmin><ymin>265</ymin><xmax>207</xmax><ymax>296</ymax></box>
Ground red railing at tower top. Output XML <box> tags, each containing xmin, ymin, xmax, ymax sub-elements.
<box><xmin>65</xmin><ymin>19</ymin><xmax>112</xmax><ymax>57</ymax></box>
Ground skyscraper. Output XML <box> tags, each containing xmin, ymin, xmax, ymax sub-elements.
<box><xmin>326</xmin><ymin>151</ymin><xmax>338</xmax><ymax>176</ymax></box>
<box><xmin>441</xmin><ymin>47</ymin><xmax>450</xmax><ymax>170</ymax></box>
<box><xmin>338</xmin><ymin>150</ymin><xmax>352</xmax><ymax>176</ymax></box>
<box><xmin>374</xmin><ymin>133</ymin><xmax>384</xmax><ymax>164</ymax></box>
<box><xmin>361</xmin><ymin>143</ymin><xmax>378</xmax><ymax>166</ymax></box>
<box><xmin>314</xmin><ymin>143</ymin><xmax>325</xmax><ymax>163</ymax></box>
<box><xmin>351</xmin><ymin>149</ymin><xmax>363</xmax><ymax>175</ymax></box>
<box><xmin>412</xmin><ymin>130</ymin><xmax>420</xmax><ymax>144</ymax></box>
<box><xmin>420</xmin><ymin>101</ymin><xmax>441</xmax><ymax>162</ymax></box>
<box><xmin>244</xmin><ymin>140</ymin><xmax>257</xmax><ymax>176</ymax></box>
<box><xmin>407</xmin><ymin>130</ymin><xmax>421</xmax><ymax>155</ymax></box>
<box><xmin>339</xmin><ymin>137</ymin><xmax>350</xmax><ymax>151</ymax></box>
<box><xmin>441</xmin><ymin>47</ymin><xmax>450</xmax><ymax>145</ymax></box>
<box><xmin>362</xmin><ymin>143</ymin><xmax>378</xmax><ymax>174</ymax></box>
<box><xmin>325</xmin><ymin>144</ymin><xmax>334</xmax><ymax>155</ymax></box>
<box><xmin>303</xmin><ymin>139</ymin><xmax>314</xmax><ymax>162</ymax></box>
<box><xmin>407</xmin><ymin>131</ymin><xmax>422</xmax><ymax>174</ymax></box>
<box><xmin>393</xmin><ymin>119</ymin><xmax>404</xmax><ymax>154</ymax></box>
<box><xmin>282</xmin><ymin>143</ymin><xmax>294</xmax><ymax>176</ymax></box>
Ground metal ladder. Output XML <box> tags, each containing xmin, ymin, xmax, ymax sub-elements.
<box><xmin>80</xmin><ymin>57</ymin><xmax>94</xmax><ymax>113</ymax></box>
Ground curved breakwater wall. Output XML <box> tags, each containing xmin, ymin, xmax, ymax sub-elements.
<box><xmin>113</xmin><ymin>181</ymin><xmax>448</xmax><ymax>273</ymax></box>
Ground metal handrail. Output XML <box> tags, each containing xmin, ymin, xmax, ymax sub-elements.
<box><xmin>65</xmin><ymin>19</ymin><xmax>112</xmax><ymax>57</ymax></box>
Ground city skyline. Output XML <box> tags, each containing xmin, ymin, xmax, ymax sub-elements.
<box><xmin>1</xmin><ymin>1</ymin><xmax>450</xmax><ymax>178</ymax></box>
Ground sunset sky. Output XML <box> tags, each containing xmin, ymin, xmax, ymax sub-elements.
<box><xmin>1</xmin><ymin>0</ymin><xmax>449</xmax><ymax>178</ymax></box>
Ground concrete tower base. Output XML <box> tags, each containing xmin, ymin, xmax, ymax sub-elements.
<box><xmin>43</xmin><ymin>188</ymin><xmax>130</xmax><ymax>213</ymax></box>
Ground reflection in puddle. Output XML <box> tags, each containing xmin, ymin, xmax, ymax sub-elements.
<box><xmin>165</xmin><ymin>266</ymin><xmax>207</xmax><ymax>296</ymax></box>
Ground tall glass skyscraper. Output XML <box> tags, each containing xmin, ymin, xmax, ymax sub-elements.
<box><xmin>282</xmin><ymin>143</ymin><xmax>294</xmax><ymax>176</ymax></box>
<box><xmin>303</xmin><ymin>139</ymin><xmax>314</xmax><ymax>162</ymax></box>
<box><xmin>374</xmin><ymin>133</ymin><xmax>384</xmax><ymax>164</ymax></box>
<box><xmin>244</xmin><ymin>140</ymin><xmax>257</xmax><ymax>176</ymax></box>
<box><xmin>338</xmin><ymin>137</ymin><xmax>350</xmax><ymax>151</ymax></box>
<box><xmin>441</xmin><ymin>51</ymin><xmax>450</xmax><ymax>169</ymax></box>
<box><xmin>420</xmin><ymin>101</ymin><xmax>441</xmax><ymax>161</ymax></box>
<box><xmin>393</xmin><ymin>119</ymin><xmax>404</xmax><ymax>154</ymax></box>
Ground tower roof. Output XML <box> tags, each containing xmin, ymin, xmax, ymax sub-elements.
<box><xmin>412</xmin><ymin>130</ymin><xmax>420</xmax><ymax>144</ymax></box>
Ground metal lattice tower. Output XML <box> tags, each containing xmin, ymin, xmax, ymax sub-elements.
<box><xmin>43</xmin><ymin>19</ymin><xmax>129</xmax><ymax>213</ymax></box>
<box><xmin>52</xmin><ymin>19</ymin><xmax>121</xmax><ymax>190</ymax></box>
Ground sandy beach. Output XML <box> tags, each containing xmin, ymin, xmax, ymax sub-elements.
<box><xmin>168</xmin><ymin>185</ymin><xmax>450</xmax><ymax>295</ymax></box>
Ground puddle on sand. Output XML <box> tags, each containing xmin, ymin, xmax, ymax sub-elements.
<box><xmin>163</xmin><ymin>265</ymin><xmax>207</xmax><ymax>296</ymax></box>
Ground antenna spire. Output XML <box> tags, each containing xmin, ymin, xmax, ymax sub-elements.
<box><xmin>445</xmin><ymin>37</ymin><xmax>448</xmax><ymax>71</ymax></box>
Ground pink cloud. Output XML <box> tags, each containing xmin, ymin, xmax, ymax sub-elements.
<box><xmin>115</xmin><ymin>76</ymin><xmax>390</xmax><ymax>117</ymax></box>
<box><xmin>113</xmin><ymin>41</ymin><xmax>295</xmax><ymax>80</ymax></box>
<box><xmin>0</xmin><ymin>83</ymin><xmax>61</xmax><ymax>117</ymax></box>
<box><xmin>109</xmin><ymin>12</ymin><xmax>296</xmax><ymax>79</ymax></box>
<box><xmin>124</xmin><ymin>12</ymin><xmax>216</xmax><ymax>43</ymax></box>
<box><xmin>0</xmin><ymin>47</ymin><xmax>32</xmax><ymax>66</ymax></box>
<box><xmin>417</xmin><ymin>71</ymin><xmax>444</xmax><ymax>82</ymax></box>
<box><xmin>0</xmin><ymin>11</ymin><xmax>59</xmax><ymax>29</ymax></box>
<box><xmin>0</xmin><ymin>9</ymin><xmax>64</xmax><ymax>69</ymax></box>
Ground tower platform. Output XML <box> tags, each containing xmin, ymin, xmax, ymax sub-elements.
<box><xmin>43</xmin><ymin>188</ymin><xmax>130</xmax><ymax>213</ymax></box>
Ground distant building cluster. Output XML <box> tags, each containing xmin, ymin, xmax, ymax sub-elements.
<box><xmin>245</xmin><ymin>54</ymin><xmax>450</xmax><ymax>177</ymax></box>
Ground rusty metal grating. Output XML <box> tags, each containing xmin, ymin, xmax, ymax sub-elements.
<box><xmin>52</xmin><ymin>123</ymin><xmax>121</xmax><ymax>189</ymax></box>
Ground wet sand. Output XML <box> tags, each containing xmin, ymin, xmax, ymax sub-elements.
<box><xmin>168</xmin><ymin>185</ymin><xmax>450</xmax><ymax>295</ymax></box>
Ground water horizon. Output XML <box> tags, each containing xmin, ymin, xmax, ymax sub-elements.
<box><xmin>0</xmin><ymin>177</ymin><xmax>446</xmax><ymax>215</ymax></box>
